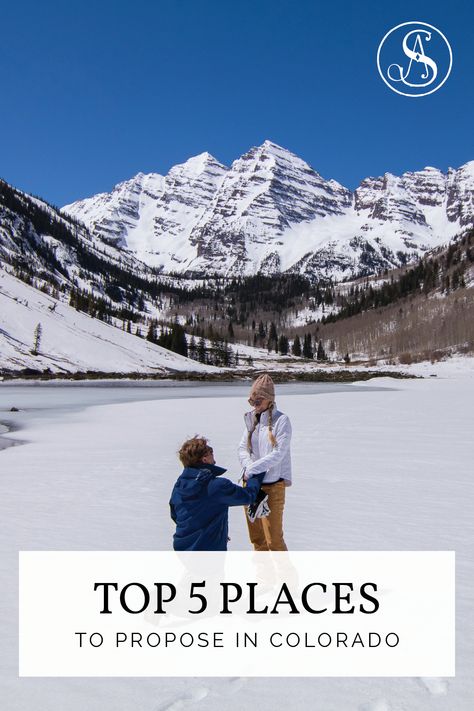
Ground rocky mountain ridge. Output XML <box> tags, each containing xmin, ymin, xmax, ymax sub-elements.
<box><xmin>62</xmin><ymin>140</ymin><xmax>474</xmax><ymax>280</ymax></box>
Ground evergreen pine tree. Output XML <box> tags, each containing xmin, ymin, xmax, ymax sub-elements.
<box><xmin>268</xmin><ymin>321</ymin><xmax>278</xmax><ymax>352</ymax></box>
<box><xmin>317</xmin><ymin>340</ymin><xmax>327</xmax><ymax>361</ymax></box>
<box><xmin>170</xmin><ymin>323</ymin><xmax>188</xmax><ymax>357</ymax></box>
<box><xmin>197</xmin><ymin>337</ymin><xmax>207</xmax><ymax>363</ymax></box>
<box><xmin>189</xmin><ymin>335</ymin><xmax>197</xmax><ymax>361</ymax></box>
<box><xmin>278</xmin><ymin>334</ymin><xmax>289</xmax><ymax>355</ymax></box>
<box><xmin>157</xmin><ymin>327</ymin><xmax>171</xmax><ymax>350</ymax></box>
<box><xmin>302</xmin><ymin>333</ymin><xmax>313</xmax><ymax>359</ymax></box>
<box><xmin>31</xmin><ymin>323</ymin><xmax>42</xmax><ymax>356</ymax></box>
<box><xmin>223</xmin><ymin>339</ymin><xmax>232</xmax><ymax>367</ymax></box>
<box><xmin>146</xmin><ymin>322</ymin><xmax>156</xmax><ymax>343</ymax></box>
<box><xmin>292</xmin><ymin>334</ymin><xmax>302</xmax><ymax>357</ymax></box>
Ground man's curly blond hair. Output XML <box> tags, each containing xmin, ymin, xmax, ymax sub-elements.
<box><xmin>178</xmin><ymin>436</ymin><xmax>211</xmax><ymax>467</ymax></box>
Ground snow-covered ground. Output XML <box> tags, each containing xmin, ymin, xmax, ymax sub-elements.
<box><xmin>1</xmin><ymin>366</ymin><xmax>473</xmax><ymax>710</ymax></box>
<box><xmin>0</xmin><ymin>269</ymin><xmax>216</xmax><ymax>374</ymax></box>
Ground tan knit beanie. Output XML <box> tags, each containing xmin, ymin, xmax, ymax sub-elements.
<box><xmin>249</xmin><ymin>374</ymin><xmax>275</xmax><ymax>402</ymax></box>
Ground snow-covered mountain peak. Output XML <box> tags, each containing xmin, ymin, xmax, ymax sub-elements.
<box><xmin>452</xmin><ymin>160</ymin><xmax>474</xmax><ymax>182</ymax></box>
<box><xmin>456</xmin><ymin>159</ymin><xmax>474</xmax><ymax>173</ymax></box>
<box><xmin>167</xmin><ymin>151</ymin><xmax>227</xmax><ymax>179</ymax></box>
<box><xmin>179</xmin><ymin>141</ymin><xmax>354</xmax><ymax>275</ymax></box>
<box><xmin>108</xmin><ymin>171</ymin><xmax>151</xmax><ymax>195</ymax></box>
<box><xmin>241</xmin><ymin>139</ymin><xmax>323</xmax><ymax>178</ymax></box>
<box><xmin>60</xmin><ymin>146</ymin><xmax>474</xmax><ymax>280</ymax></box>
<box><xmin>60</xmin><ymin>171</ymin><xmax>162</xmax><ymax>248</ymax></box>
<box><xmin>261</xmin><ymin>138</ymin><xmax>282</xmax><ymax>150</ymax></box>
<box><xmin>445</xmin><ymin>160</ymin><xmax>474</xmax><ymax>227</ymax></box>
<box><xmin>258</xmin><ymin>139</ymin><xmax>310</xmax><ymax>164</ymax></box>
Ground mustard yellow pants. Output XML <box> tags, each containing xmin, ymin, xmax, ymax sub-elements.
<box><xmin>245</xmin><ymin>480</ymin><xmax>288</xmax><ymax>551</ymax></box>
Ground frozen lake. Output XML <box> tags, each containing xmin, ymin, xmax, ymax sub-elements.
<box><xmin>1</xmin><ymin>376</ymin><xmax>472</xmax><ymax>710</ymax></box>
<box><xmin>0</xmin><ymin>380</ymin><xmax>388</xmax><ymax>450</ymax></box>
<box><xmin>0</xmin><ymin>378</ymin><xmax>388</xmax><ymax>411</ymax></box>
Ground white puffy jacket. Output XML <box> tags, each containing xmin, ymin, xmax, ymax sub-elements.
<box><xmin>238</xmin><ymin>405</ymin><xmax>292</xmax><ymax>486</ymax></box>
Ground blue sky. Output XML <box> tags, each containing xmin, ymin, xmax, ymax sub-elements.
<box><xmin>1</xmin><ymin>0</ymin><xmax>473</xmax><ymax>206</ymax></box>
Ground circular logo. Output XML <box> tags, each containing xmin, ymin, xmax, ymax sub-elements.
<box><xmin>377</xmin><ymin>21</ymin><xmax>453</xmax><ymax>97</ymax></box>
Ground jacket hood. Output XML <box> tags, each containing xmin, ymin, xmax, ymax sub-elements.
<box><xmin>174</xmin><ymin>463</ymin><xmax>227</xmax><ymax>499</ymax></box>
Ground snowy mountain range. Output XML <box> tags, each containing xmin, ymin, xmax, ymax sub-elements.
<box><xmin>63</xmin><ymin>141</ymin><xmax>474</xmax><ymax>281</ymax></box>
<box><xmin>1</xmin><ymin>158</ymin><xmax>473</xmax><ymax>374</ymax></box>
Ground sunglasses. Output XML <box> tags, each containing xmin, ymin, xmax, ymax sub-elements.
<box><xmin>248</xmin><ymin>398</ymin><xmax>264</xmax><ymax>406</ymax></box>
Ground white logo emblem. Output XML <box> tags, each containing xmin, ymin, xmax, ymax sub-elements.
<box><xmin>377</xmin><ymin>21</ymin><xmax>453</xmax><ymax>97</ymax></box>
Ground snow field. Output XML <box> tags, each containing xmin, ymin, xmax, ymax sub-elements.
<box><xmin>0</xmin><ymin>269</ymin><xmax>216</xmax><ymax>374</ymax></box>
<box><xmin>0</xmin><ymin>374</ymin><xmax>473</xmax><ymax>709</ymax></box>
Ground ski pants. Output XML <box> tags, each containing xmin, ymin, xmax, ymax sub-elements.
<box><xmin>245</xmin><ymin>480</ymin><xmax>288</xmax><ymax>551</ymax></box>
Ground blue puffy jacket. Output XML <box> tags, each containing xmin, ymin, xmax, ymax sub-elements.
<box><xmin>169</xmin><ymin>463</ymin><xmax>263</xmax><ymax>551</ymax></box>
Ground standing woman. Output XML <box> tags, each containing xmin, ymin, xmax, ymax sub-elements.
<box><xmin>238</xmin><ymin>374</ymin><xmax>292</xmax><ymax>551</ymax></box>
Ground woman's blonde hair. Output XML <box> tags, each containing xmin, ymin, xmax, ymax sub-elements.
<box><xmin>247</xmin><ymin>402</ymin><xmax>277</xmax><ymax>453</ymax></box>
